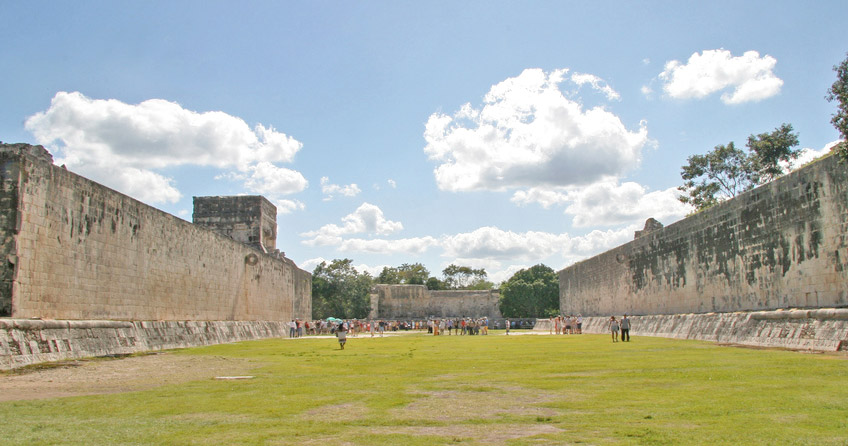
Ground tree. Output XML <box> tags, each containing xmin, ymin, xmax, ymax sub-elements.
<box><xmin>397</xmin><ymin>263</ymin><xmax>429</xmax><ymax>285</ymax></box>
<box><xmin>827</xmin><ymin>52</ymin><xmax>848</xmax><ymax>161</ymax></box>
<box><xmin>312</xmin><ymin>259</ymin><xmax>372</xmax><ymax>319</ymax></box>
<box><xmin>498</xmin><ymin>264</ymin><xmax>559</xmax><ymax>318</ymax></box>
<box><xmin>747</xmin><ymin>123</ymin><xmax>800</xmax><ymax>183</ymax></box>
<box><xmin>425</xmin><ymin>276</ymin><xmax>446</xmax><ymax>290</ymax></box>
<box><xmin>375</xmin><ymin>263</ymin><xmax>430</xmax><ymax>285</ymax></box>
<box><xmin>442</xmin><ymin>264</ymin><xmax>490</xmax><ymax>289</ymax></box>
<box><xmin>678</xmin><ymin>124</ymin><xmax>799</xmax><ymax>212</ymax></box>
<box><xmin>678</xmin><ymin>141</ymin><xmax>752</xmax><ymax>210</ymax></box>
<box><xmin>376</xmin><ymin>266</ymin><xmax>401</xmax><ymax>284</ymax></box>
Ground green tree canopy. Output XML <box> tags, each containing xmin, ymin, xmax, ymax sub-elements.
<box><xmin>442</xmin><ymin>264</ymin><xmax>490</xmax><ymax>289</ymax></box>
<box><xmin>498</xmin><ymin>264</ymin><xmax>559</xmax><ymax>318</ymax></box>
<box><xmin>827</xmin><ymin>52</ymin><xmax>848</xmax><ymax>161</ymax></box>
<box><xmin>376</xmin><ymin>263</ymin><xmax>430</xmax><ymax>285</ymax></box>
<box><xmin>678</xmin><ymin>124</ymin><xmax>800</xmax><ymax>212</ymax></box>
<box><xmin>312</xmin><ymin>259</ymin><xmax>372</xmax><ymax>320</ymax></box>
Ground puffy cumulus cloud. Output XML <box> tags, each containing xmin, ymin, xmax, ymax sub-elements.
<box><xmin>245</xmin><ymin>162</ymin><xmax>308</xmax><ymax>196</ymax></box>
<box><xmin>571</xmin><ymin>72</ymin><xmax>621</xmax><ymax>101</ymax></box>
<box><xmin>510</xmin><ymin>188</ymin><xmax>570</xmax><ymax>209</ymax></box>
<box><xmin>658</xmin><ymin>49</ymin><xmax>783</xmax><ymax>104</ymax></box>
<box><xmin>25</xmin><ymin>91</ymin><xmax>306</xmax><ymax>204</ymax></box>
<box><xmin>564</xmin><ymin>181</ymin><xmax>690</xmax><ymax>227</ymax></box>
<box><xmin>440</xmin><ymin>226</ymin><xmax>632</xmax><ymax>264</ymax></box>
<box><xmin>338</xmin><ymin>236</ymin><xmax>440</xmax><ymax>255</ymax></box>
<box><xmin>301</xmin><ymin>202</ymin><xmax>404</xmax><ymax>245</ymax></box>
<box><xmin>275</xmin><ymin>199</ymin><xmax>306</xmax><ymax>215</ymax></box>
<box><xmin>320</xmin><ymin>177</ymin><xmax>361</xmax><ymax>201</ymax></box>
<box><xmin>511</xmin><ymin>180</ymin><xmax>690</xmax><ymax>228</ymax></box>
<box><xmin>424</xmin><ymin>68</ymin><xmax>648</xmax><ymax>192</ymax></box>
<box><xmin>785</xmin><ymin>140</ymin><xmax>842</xmax><ymax>170</ymax></box>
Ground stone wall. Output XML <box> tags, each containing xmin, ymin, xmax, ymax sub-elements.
<box><xmin>0</xmin><ymin>318</ymin><xmax>291</xmax><ymax>370</ymax></box>
<box><xmin>559</xmin><ymin>154</ymin><xmax>848</xmax><ymax>317</ymax></box>
<box><xmin>0</xmin><ymin>144</ymin><xmax>311</xmax><ymax>322</ymax></box>
<box><xmin>370</xmin><ymin>285</ymin><xmax>502</xmax><ymax>319</ymax></box>
<box><xmin>193</xmin><ymin>195</ymin><xmax>278</xmax><ymax>253</ymax></box>
<box><xmin>564</xmin><ymin>309</ymin><xmax>848</xmax><ymax>351</ymax></box>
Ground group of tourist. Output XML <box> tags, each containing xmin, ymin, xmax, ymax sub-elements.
<box><xmin>427</xmin><ymin>317</ymin><xmax>490</xmax><ymax>335</ymax></box>
<box><xmin>548</xmin><ymin>315</ymin><xmax>583</xmax><ymax>335</ymax></box>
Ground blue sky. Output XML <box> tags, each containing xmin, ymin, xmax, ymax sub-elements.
<box><xmin>2</xmin><ymin>1</ymin><xmax>845</xmax><ymax>283</ymax></box>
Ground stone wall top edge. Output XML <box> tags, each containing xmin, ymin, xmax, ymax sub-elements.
<box><xmin>18</xmin><ymin>154</ymin><xmax>309</xmax><ymax>276</ymax></box>
<box><xmin>557</xmin><ymin>152</ymin><xmax>840</xmax><ymax>276</ymax></box>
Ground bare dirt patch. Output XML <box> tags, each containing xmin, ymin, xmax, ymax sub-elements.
<box><xmin>0</xmin><ymin>352</ymin><xmax>257</xmax><ymax>401</ymax></box>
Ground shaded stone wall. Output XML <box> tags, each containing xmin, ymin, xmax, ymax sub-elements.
<box><xmin>370</xmin><ymin>284</ymin><xmax>501</xmax><ymax>319</ymax></box>
<box><xmin>559</xmin><ymin>154</ymin><xmax>848</xmax><ymax>317</ymax></box>
<box><xmin>0</xmin><ymin>144</ymin><xmax>311</xmax><ymax>321</ymax></box>
<box><xmin>193</xmin><ymin>196</ymin><xmax>278</xmax><ymax>253</ymax></box>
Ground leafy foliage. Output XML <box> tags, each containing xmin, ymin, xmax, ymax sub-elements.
<box><xmin>827</xmin><ymin>52</ymin><xmax>848</xmax><ymax>161</ymax></box>
<box><xmin>376</xmin><ymin>263</ymin><xmax>430</xmax><ymax>285</ymax></box>
<box><xmin>312</xmin><ymin>259</ymin><xmax>372</xmax><ymax>319</ymax></box>
<box><xmin>498</xmin><ymin>264</ymin><xmax>559</xmax><ymax>318</ymax></box>
<box><xmin>678</xmin><ymin>124</ymin><xmax>799</xmax><ymax>211</ymax></box>
<box><xmin>746</xmin><ymin>123</ymin><xmax>800</xmax><ymax>183</ymax></box>
<box><xmin>442</xmin><ymin>264</ymin><xmax>490</xmax><ymax>289</ymax></box>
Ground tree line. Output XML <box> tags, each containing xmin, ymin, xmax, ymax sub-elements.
<box><xmin>311</xmin><ymin>260</ymin><xmax>560</xmax><ymax>321</ymax></box>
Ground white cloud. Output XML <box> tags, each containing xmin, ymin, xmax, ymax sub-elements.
<box><xmin>658</xmin><ymin>49</ymin><xmax>783</xmax><ymax>104</ymax></box>
<box><xmin>301</xmin><ymin>202</ymin><xmax>404</xmax><ymax>245</ymax></box>
<box><xmin>510</xmin><ymin>188</ymin><xmax>570</xmax><ymax>209</ymax></box>
<box><xmin>321</xmin><ymin>176</ymin><xmax>361</xmax><ymax>200</ymax></box>
<box><xmin>387</xmin><ymin>179</ymin><xmax>397</xmax><ymax>189</ymax></box>
<box><xmin>571</xmin><ymin>72</ymin><xmax>621</xmax><ymax>101</ymax></box>
<box><xmin>441</xmin><ymin>226</ymin><xmax>632</xmax><ymax>264</ymax></box>
<box><xmin>563</xmin><ymin>182</ymin><xmax>690</xmax><ymax>227</ymax></box>
<box><xmin>424</xmin><ymin>68</ymin><xmax>648</xmax><ymax>192</ymax></box>
<box><xmin>25</xmin><ymin>91</ymin><xmax>306</xmax><ymax>205</ymax></box>
<box><xmin>245</xmin><ymin>162</ymin><xmax>308</xmax><ymax>196</ymax></box>
<box><xmin>511</xmin><ymin>180</ymin><xmax>690</xmax><ymax>228</ymax></box>
<box><xmin>275</xmin><ymin>199</ymin><xmax>306</xmax><ymax>214</ymax></box>
<box><xmin>787</xmin><ymin>140</ymin><xmax>842</xmax><ymax>170</ymax></box>
<box><xmin>338</xmin><ymin>237</ymin><xmax>440</xmax><ymax>255</ymax></box>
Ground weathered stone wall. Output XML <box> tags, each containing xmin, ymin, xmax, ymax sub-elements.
<box><xmin>559</xmin><ymin>154</ymin><xmax>848</xmax><ymax>317</ymax></box>
<box><xmin>193</xmin><ymin>195</ymin><xmax>278</xmax><ymax>253</ymax></box>
<box><xmin>370</xmin><ymin>285</ymin><xmax>501</xmax><ymax>319</ymax></box>
<box><xmin>0</xmin><ymin>318</ymin><xmax>291</xmax><ymax>370</ymax></box>
<box><xmin>558</xmin><ymin>309</ymin><xmax>848</xmax><ymax>351</ymax></box>
<box><xmin>0</xmin><ymin>145</ymin><xmax>311</xmax><ymax>322</ymax></box>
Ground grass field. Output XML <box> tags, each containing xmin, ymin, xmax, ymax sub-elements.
<box><xmin>1</xmin><ymin>331</ymin><xmax>847</xmax><ymax>445</ymax></box>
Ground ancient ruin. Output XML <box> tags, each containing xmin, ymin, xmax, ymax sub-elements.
<box><xmin>558</xmin><ymin>153</ymin><xmax>848</xmax><ymax>350</ymax></box>
<box><xmin>0</xmin><ymin>143</ymin><xmax>311</xmax><ymax>369</ymax></box>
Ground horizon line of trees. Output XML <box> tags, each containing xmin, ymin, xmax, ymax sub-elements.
<box><xmin>312</xmin><ymin>260</ymin><xmax>560</xmax><ymax>320</ymax></box>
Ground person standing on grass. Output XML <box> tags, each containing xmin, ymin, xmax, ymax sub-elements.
<box><xmin>620</xmin><ymin>314</ymin><xmax>631</xmax><ymax>342</ymax></box>
<box><xmin>505</xmin><ymin>318</ymin><xmax>510</xmax><ymax>335</ymax></box>
<box><xmin>608</xmin><ymin>316</ymin><xmax>619</xmax><ymax>342</ymax></box>
<box><xmin>576</xmin><ymin>314</ymin><xmax>583</xmax><ymax>334</ymax></box>
<box><xmin>336</xmin><ymin>323</ymin><xmax>347</xmax><ymax>350</ymax></box>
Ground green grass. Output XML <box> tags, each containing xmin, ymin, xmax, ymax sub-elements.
<box><xmin>2</xmin><ymin>332</ymin><xmax>847</xmax><ymax>445</ymax></box>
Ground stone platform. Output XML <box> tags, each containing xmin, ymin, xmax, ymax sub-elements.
<box><xmin>0</xmin><ymin>319</ymin><xmax>289</xmax><ymax>370</ymax></box>
<box><xmin>536</xmin><ymin>308</ymin><xmax>848</xmax><ymax>351</ymax></box>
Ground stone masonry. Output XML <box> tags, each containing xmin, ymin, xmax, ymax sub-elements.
<box><xmin>0</xmin><ymin>143</ymin><xmax>310</xmax><ymax>322</ymax></box>
<box><xmin>370</xmin><ymin>284</ymin><xmax>502</xmax><ymax>320</ymax></box>
<box><xmin>559</xmin><ymin>153</ymin><xmax>848</xmax><ymax>318</ymax></box>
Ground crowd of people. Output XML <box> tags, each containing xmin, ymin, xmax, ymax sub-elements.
<box><xmin>287</xmin><ymin>314</ymin><xmax>634</xmax><ymax>348</ymax></box>
<box><xmin>547</xmin><ymin>315</ymin><xmax>584</xmax><ymax>335</ymax></box>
